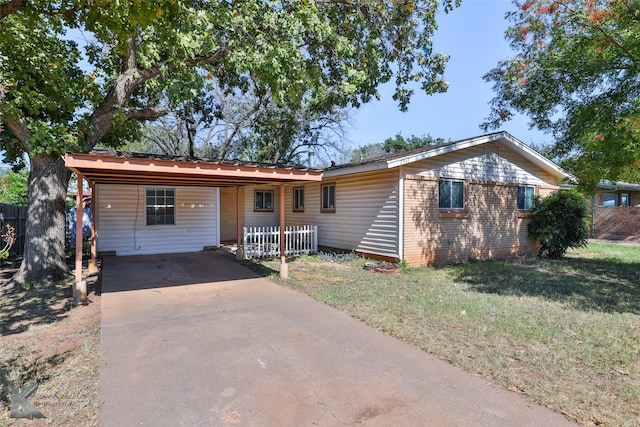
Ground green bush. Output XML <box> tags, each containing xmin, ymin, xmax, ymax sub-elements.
<box><xmin>528</xmin><ymin>189</ymin><xmax>590</xmax><ymax>259</ymax></box>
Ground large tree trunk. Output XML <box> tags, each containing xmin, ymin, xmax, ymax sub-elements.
<box><xmin>12</xmin><ymin>154</ymin><xmax>72</xmax><ymax>284</ymax></box>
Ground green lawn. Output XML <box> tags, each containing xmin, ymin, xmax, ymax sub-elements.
<box><xmin>246</xmin><ymin>243</ymin><xmax>640</xmax><ymax>427</ymax></box>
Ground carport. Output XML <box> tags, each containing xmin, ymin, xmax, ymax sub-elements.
<box><xmin>64</xmin><ymin>150</ymin><xmax>322</xmax><ymax>303</ymax></box>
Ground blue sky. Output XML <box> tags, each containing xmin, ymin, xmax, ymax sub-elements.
<box><xmin>346</xmin><ymin>0</ymin><xmax>551</xmax><ymax>149</ymax></box>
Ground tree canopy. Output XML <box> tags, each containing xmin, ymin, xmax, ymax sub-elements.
<box><xmin>0</xmin><ymin>0</ymin><xmax>460</xmax><ymax>283</ymax></box>
<box><xmin>0</xmin><ymin>168</ymin><xmax>28</xmax><ymax>206</ymax></box>
<box><xmin>351</xmin><ymin>133</ymin><xmax>444</xmax><ymax>161</ymax></box>
<box><xmin>1</xmin><ymin>0</ymin><xmax>459</xmax><ymax>164</ymax></box>
<box><xmin>483</xmin><ymin>0</ymin><xmax>640</xmax><ymax>187</ymax></box>
<box><xmin>121</xmin><ymin>83</ymin><xmax>352</xmax><ymax>166</ymax></box>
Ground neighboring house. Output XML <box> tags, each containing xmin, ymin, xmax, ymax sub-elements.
<box><xmin>591</xmin><ymin>181</ymin><xmax>640</xmax><ymax>241</ymax></box>
<box><xmin>241</xmin><ymin>132</ymin><xmax>570</xmax><ymax>266</ymax></box>
<box><xmin>65</xmin><ymin>131</ymin><xmax>570</xmax><ymax>266</ymax></box>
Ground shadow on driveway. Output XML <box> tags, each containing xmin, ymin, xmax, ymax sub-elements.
<box><xmin>101</xmin><ymin>251</ymin><xmax>261</xmax><ymax>292</ymax></box>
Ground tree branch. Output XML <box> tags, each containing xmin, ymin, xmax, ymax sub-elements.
<box><xmin>86</xmin><ymin>38</ymin><xmax>228</xmax><ymax>148</ymax></box>
<box><xmin>0</xmin><ymin>84</ymin><xmax>30</xmax><ymax>151</ymax></box>
<box><xmin>0</xmin><ymin>0</ymin><xmax>27</xmax><ymax>21</ymax></box>
<box><xmin>123</xmin><ymin>107</ymin><xmax>169</xmax><ymax>120</ymax></box>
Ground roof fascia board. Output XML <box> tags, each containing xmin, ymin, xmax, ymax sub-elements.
<box><xmin>385</xmin><ymin>133</ymin><xmax>504</xmax><ymax>169</ymax></box>
<box><xmin>65</xmin><ymin>152</ymin><xmax>323</xmax><ymax>182</ymax></box>
<box><xmin>322</xmin><ymin>161</ymin><xmax>389</xmax><ymax>178</ymax></box>
<box><xmin>323</xmin><ymin>134</ymin><xmax>503</xmax><ymax>178</ymax></box>
<box><xmin>597</xmin><ymin>181</ymin><xmax>640</xmax><ymax>191</ymax></box>
<box><xmin>325</xmin><ymin>132</ymin><xmax>571</xmax><ymax>181</ymax></box>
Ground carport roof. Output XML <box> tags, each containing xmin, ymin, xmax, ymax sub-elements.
<box><xmin>65</xmin><ymin>150</ymin><xmax>323</xmax><ymax>186</ymax></box>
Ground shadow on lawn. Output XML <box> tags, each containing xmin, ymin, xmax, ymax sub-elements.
<box><xmin>0</xmin><ymin>260</ymin><xmax>102</xmax><ymax>336</ymax></box>
<box><xmin>451</xmin><ymin>256</ymin><xmax>640</xmax><ymax>315</ymax></box>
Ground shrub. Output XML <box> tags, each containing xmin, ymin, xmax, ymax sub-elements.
<box><xmin>318</xmin><ymin>251</ymin><xmax>359</xmax><ymax>263</ymax></box>
<box><xmin>527</xmin><ymin>189</ymin><xmax>590</xmax><ymax>259</ymax></box>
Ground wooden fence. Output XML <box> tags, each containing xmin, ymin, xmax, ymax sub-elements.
<box><xmin>242</xmin><ymin>225</ymin><xmax>318</xmax><ymax>259</ymax></box>
<box><xmin>0</xmin><ymin>203</ymin><xmax>27</xmax><ymax>255</ymax></box>
<box><xmin>593</xmin><ymin>206</ymin><xmax>640</xmax><ymax>241</ymax></box>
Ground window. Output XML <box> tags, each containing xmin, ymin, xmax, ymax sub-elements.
<box><xmin>254</xmin><ymin>190</ymin><xmax>274</xmax><ymax>212</ymax></box>
<box><xmin>321</xmin><ymin>183</ymin><xmax>335</xmax><ymax>212</ymax></box>
<box><xmin>620</xmin><ymin>193</ymin><xmax>629</xmax><ymax>207</ymax></box>
<box><xmin>601</xmin><ymin>193</ymin><xmax>617</xmax><ymax>207</ymax></box>
<box><xmin>293</xmin><ymin>187</ymin><xmax>304</xmax><ymax>212</ymax></box>
<box><xmin>517</xmin><ymin>185</ymin><xmax>535</xmax><ymax>210</ymax></box>
<box><xmin>438</xmin><ymin>179</ymin><xmax>464</xmax><ymax>209</ymax></box>
<box><xmin>146</xmin><ymin>188</ymin><xmax>175</xmax><ymax>225</ymax></box>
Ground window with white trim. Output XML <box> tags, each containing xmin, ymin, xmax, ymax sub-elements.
<box><xmin>438</xmin><ymin>179</ymin><xmax>464</xmax><ymax>209</ymax></box>
<box><xmin>254</xmin><ymin>190</ymin><xmax>274</xmax><ymax>212</ymax></box>
<box><xmin>146</xmin><ymin>188</ymin><xmax>175</xmax><ymax>225</ymax></box>
<box><xmin>321</xmin><ymin>183</ymin><xmax>335</xmax><ymax>212</ymax></box>
<box><xmin>293</xmin><ymin>187</ymin><xmax>304</xmax><ymax>212</ymax></box>
<box><xmin>517</xmin><ymin>185</ymin><xmax>535</xmax><ymax>210</ymax></box>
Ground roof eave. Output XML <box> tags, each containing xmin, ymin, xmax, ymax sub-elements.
<box><xmin>65</xmin><ymin>152</ymin><xmax>323</xmax><ymax>185</ymax></box>
<box><xmin>325</xmin><ymin>131</ymin><xmax>572</xmax><ymax>182</ymax></box>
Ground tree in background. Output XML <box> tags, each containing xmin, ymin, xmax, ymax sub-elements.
<box><xmin>483</xmin><ymin>0</ymin><xmax>640</xmax><ymax>188</ymax></box>
<box><xmin>351</xmin><ymin>133</ymin><xmax>444</xmax><ymax>161</ymax></box>
<box><xmin>0</xmin><ymin>168</ymin><xmax>29</xmax><ymax>206</ymax></box>
<box><xmin>234</xmin><ymin>97</ymin><xmax>350</xmax><ymax>165</ymax></box>
<box><xmin>122</xmin><ymin>81</ymin><xmax>351</xmax><ymax>166</ymax></box>
<box><xmin>0</xmin><ymin>0</ymin><xmax>460</xmax><ymax>284</ymax></box>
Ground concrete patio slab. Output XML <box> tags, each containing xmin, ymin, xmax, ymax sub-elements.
<box><xmin>99</xmin><ymin>252</ymin><xmax>577</xmax><ymax>426</ymax></box>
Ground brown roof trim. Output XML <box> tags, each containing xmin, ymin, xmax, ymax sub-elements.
<box><xmin>65</xmin><ymin>151</ymin><xmax>323</xmax><ymax>186</ymax></box>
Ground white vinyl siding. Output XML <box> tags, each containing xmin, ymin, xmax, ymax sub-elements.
<box><xmin>404</xmin><ymin>143</ymin><xmax>558</xmax><ymax>187</ymax></box>
<box><xmin>96</xmin><ymin>184</ymin><xmax>218</xmax><ymax>255</ymax></box>
<box><xmin>286</xmin><ymin>169</ymin><xmax>400</xmax><ymax>259</ymax></box>
<box><xmin>243</xmin><ymin>185</ymin><xmax>279</xmax><ymax>227</ymax></box>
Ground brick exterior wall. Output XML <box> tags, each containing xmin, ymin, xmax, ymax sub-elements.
<box><xmin>403</xmin><ymin>176</ymin><xmax>557</xmax><ymax>266</ymax></box>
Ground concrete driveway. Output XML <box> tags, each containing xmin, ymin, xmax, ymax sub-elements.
<box><xmin>99</xmin><ymin>252</ymin><xmax>576</xmax><ymax>426</ymax></box>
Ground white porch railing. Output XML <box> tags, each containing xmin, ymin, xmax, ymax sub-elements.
<box><xmin>242</xmin><ymin>225</ymin><xmax>318</xmax><ymax>259</ymax></box>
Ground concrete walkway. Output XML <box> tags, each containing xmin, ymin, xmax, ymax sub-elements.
<box><xmin>99</xmin><ymin>252</ymin><xmax>577</xmax><ymax>426</ymax></box>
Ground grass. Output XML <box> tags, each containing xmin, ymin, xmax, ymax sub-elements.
<box><xmin>245</xmin><ymin>243</ymin><xmax>640</xmax><ymax>427</ymax></box>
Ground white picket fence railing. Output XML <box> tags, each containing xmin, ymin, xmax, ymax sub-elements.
<box><xmin>242</xmin><ymin>225</ymin><xmax>318</xmax><ymax>259</ymax></box>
